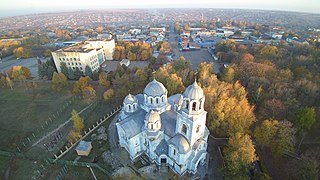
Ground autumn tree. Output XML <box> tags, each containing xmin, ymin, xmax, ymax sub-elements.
<box><xmin>13</xmin><ymin>47</ymin><xmax>32</xmax><ymax>58</ymax></box>
<box><xmin>222</xmin><ymin>66</ymin><xmax>235</xmax><ymax>83</ymax></box>
<box><xmin>254</xmin><ymin>120</ymin><xmax>296</xmax><ymax>156</ymax></box>
<box><xmin>6</xmin><ymin>76</ymin><xmax>14</xmax><ymax>90</ymax></box>
<box><xmin>224</xmin><ymin>133</ymin><xmax>257</xmax><ymax>179</ymax></box>
<box><xmin>98</xmin><ymin>71</ymin><xmax>110</xmax><ymax>86</ymax></box>
<box><xmin>51</xmin><ymin>72</ymin><xmax>68</xmax><ymax>91</ymax></box>
<box><xmin>259</xmin><ymin>45</ymin><xmax>280</xmax><ymax>60</ymax></box>
<box><xmin>8</xmin><ymin>66</ymin><xmax>31</xmax><ymax>80</ymax></box>
<box><xmin>73</xmin><ymin>76</ymin><xmax>92</xmax><ymax>94</ymax></box>
<box><xmin>103</xmin><ymin>89</ymin><xmax>114</xmax><ymax>101</ymax></box>
<box><xmin>68</xmin><ymin>110</ymin><xmax>85</xmax><ymax>142</ymax></box>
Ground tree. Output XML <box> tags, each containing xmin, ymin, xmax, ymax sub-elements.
<box><xmin>68</xmin><ymin>130</ymin><xmax>81</xmax><ymax>143</ymax></box>
<box><xmin>51</xmin><ymin>72</ymin><xmax>68</xmax><ymax>91</ymax></box>
<box><xmin>47</xmin><ymin>66</ymin><xmax>56</xmax><ymax>80</ymax></box>
<box><xmin>73</xmin><ymin>76</ymin><xmax>92</xmax><ymax>94</ymax></box>
<box><xmin>259</xmin><ymin>45</ymin><xmax>280</xmax><ymax>60</ymax></box>
<box><xmin>99</xmin><ymin>71</ymin><xmax>110</xmax><ymax>86</ymax></box>
<box><xmin>224</xmin><ymin>133</ymin><xmax>257</xmax><ymax>179</ymax></box>
<box><xmin>127</xmin><ymin>51</ymin><xmax>137</xmax><ymax>61</ymax></box>
<box><xmin>103</xmin><ymin>89</ymin><xmax>114</xmax><ymax>101</ymax></box>
<box><xmin>7</xmin><ymin>76</ymin><xmax>14</xmax><ymax>89</ymax></box>
<box><xmin>68</xmin><ymin>110</ymin><xmax>85</xmax><ymax>143</ymax></box>
<box><xmin>84</xmin><ymin>65</ymin><xmax>93</xmax><ymax>78</ymax></box>
<box><xmin>160</xmin><ymin>41</ymin><xmax>170</xmax><ymax>54</ymax></box>
<box><xmin>71</xmin><ymin>110</ymin><xmax>85</xmax><ymax>132</ymax></box>
<box><xmin>83</xmin><ymin>86</ymin><xmax>96</xmax><ymax>103</ymax></box>
<box><xmin>254</xmin><ymin>120</ymin><xmax>296</xmax><ymax>156</ymax></box>
<box><xmin>13</xmin><ymin>47</ymin><xmax>32</xmax><ymax>58</ymax></box>
<box><xmin>8</xmin><ymin>66</ymin><xmax>31</xmax><ymax>81</ymax></box>
<box><xmin>74</xmin><ymin>67</ymin><xmax>83</xmax><ymax>80</ymax></box>
<box><xmin>68</xmin><ymin>68</ymin><xmax>75</xmax><ymax>80</ymax></box>
<box><xmin>222</xmin><ymin>66</ymin><xmax>235</xmax><ymax>83</ymax></box>
<box><xmin>294</xmin><ymin>107</ymin><xmax>316</xmax><ymax>134</ymax></box>
<box><xmin>60</xmin><ymin>62</ymin><xmax>69</xmax><ymax>78</ymax></box>
<box><xmin>211</xmin><ymin>96</ymin><xmax>256</xmax><ymax>136</ymax></box>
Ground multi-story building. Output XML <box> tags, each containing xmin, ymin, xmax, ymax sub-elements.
<box><xmin>51</xmin><ymin>39</ymin><xmax>115</xmax><ymax>73</ymax></box>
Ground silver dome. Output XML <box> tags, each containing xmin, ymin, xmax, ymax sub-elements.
<box><xmin>146</xmin><ymin>110</ymin><xmax>161</xmax><ymax>123</ymax></box>
<box><xmin>170</xmin><ymin>134</ymin><xmax>190</xmax><ymax>154</ymax></box>
<box><xmin>144</xmin><ymin>79</ymin><xmax>167</xmax><ymax>97</ymax></box>
<box><xmin>124</xmin><ymin>94</ymin><xmax>137</xmax><ymax>104</ymax></box>
<box><xmin>183</xmin><ymin>81</ymin><xmax>204</xmax><ymax>100</ymax></box>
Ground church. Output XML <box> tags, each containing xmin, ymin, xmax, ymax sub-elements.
<box><xmin>116</xmin><ymin>79</ymin><xmax>209</xmax><ymax>175</ymax></box>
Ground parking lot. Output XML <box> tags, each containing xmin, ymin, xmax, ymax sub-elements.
<box><xmin>101</xmin><ymin>60</ymin><xmax>149</xmax><ymax>72</ymax></box>
<box><xmin>0</xmin><ymin>56</ymin><xmax>46</xmax><ymax>78</ymax></box>
<box><xmin>173</xmin><ymin>49</ymin><xmax>221</xmax><ymax>74</ymax></box>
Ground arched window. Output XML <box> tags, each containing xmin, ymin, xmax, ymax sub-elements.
<box><xmin>128</xmin><ymin>105</ymin><xmax>131</xmax><ymax>111</ymax></box>
<box><xmin>186</xmin><ymin>100</ymin><xmax>189</xmax><ymax>109</ymax></box>
<box><xmin>156</xmin><ymin>122</ymin><xmax>159</xmax><ymax>129</ymax></box>
<box><xmin>162</xmin><ymin>96</ymin><xmax>165</xmax><ymax>102</ymax></box>
<box><xmin>199</xmin><ymin>101</ymin><xmax>202</xmax><ymax>110</ymax></box>
<box><xmin>150</xmin><ymin>98</ymin><xmax>153</xmax><ymax>104</ymax></box>
<box><xmin>182</xmin><ymin>124</ymin><xmax>187</xmax><ymax>135</ymax></box>
<box><xmin>156</xmin><ymin>98</ymin><xmax>159</xmax><ymax>104</ymax></box>
<box><xmin>192</xmin><ymin>102</ymin><xmax>197</xmax><ymax>111</ymax></box>
<box><xmin>173</xmin><ymin>148</ymin><xmax>176</xmax><ymax>156</ymax></box>
<box><xmin>150</xmin><ymin>124</ymin><xmax>154</xmax><ymax>130</ymax></box>
<box><xmin>196</xmin><ymin>125</ymin><xmax>201</xmax><ymax>133</ymax></box>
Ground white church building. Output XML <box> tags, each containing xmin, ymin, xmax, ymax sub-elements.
<box><xmin>116</xmin><ymin>79</ymin><xmax>209</xmax><ymax>175</ymax></box>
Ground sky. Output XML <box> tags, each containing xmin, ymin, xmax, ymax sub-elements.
<box><xmin>0</xmin><ymin>0</ymin><xmax>319</xmax><ymax>17</ymax></box>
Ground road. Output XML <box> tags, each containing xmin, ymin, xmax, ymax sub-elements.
<box><xmin>167</xmin><ymin>23</ymin><xmax>221</xmax><ymax>74</ymax></box>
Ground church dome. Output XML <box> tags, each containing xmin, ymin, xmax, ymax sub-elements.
<box><xmin>144</xmin><ymin>79</ymin><xmax>167</xmax><ymax>97</ymax></box>
<box><xmin>170</xmin><ymin>134</ymin><xmax>190</xmax><ymax>154</ymax></box>
<box><xmin>146</xmin><ymin>110</ymin><xmax>161</xmax><ymax>123</ymax></box>
<box><xmin>124</xmin><ymin>94</ymin><xmax>137</xmax><ymax>104</ymax></box>
<box><xmin>183</xmin><ymin>80</ymin><xmax>204</xmax><ymax>100</ymax></box>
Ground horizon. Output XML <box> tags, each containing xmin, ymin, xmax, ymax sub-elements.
<box><xmin>1</xmin><ymin>0</ymin><xmax>320</xmax><ymax>17</ymax></box>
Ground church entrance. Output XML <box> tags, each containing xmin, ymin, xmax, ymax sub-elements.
<box><xmin>161</xmin><ymin>158</ymin><xmax>167</xmax><ymax>164</ymax></box>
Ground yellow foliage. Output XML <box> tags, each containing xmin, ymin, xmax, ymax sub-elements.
<box><xmin>71</xmin><ymin>110</ymin><xmax>85</xmax><ymax>132</ymax></box>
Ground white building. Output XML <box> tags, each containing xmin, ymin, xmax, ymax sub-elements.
<box><xmin>51</xmin><ymin>39</ymin><xmax>115</xmax><ymax>73</ymax></box>
<box><xmin>116</xmin><ymin>79</ymin><xmax>209</xmax><ymax>175</ymax></box>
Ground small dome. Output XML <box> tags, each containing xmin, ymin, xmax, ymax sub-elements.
<box><xmin>144</xmin><ymin>79</ymin><xmax>167</xmax><ymax>97</ymax></box>
<box><xmin>170</xmin><ymin>134</ymin><xmax>190</xmax><ymax>154</ymax></box>
<box><xmin>146</xmin><ymin>110</ymin><xmax>161</xmax><ymax>123</ymax></box>
<box><xmin>124</xmin><ymin>94</ymin><xmax>137</xmax><ymax>104</ymax></box>
<box><xmin>183</xmin><ymin>80</ymin><xmax>204</xmax><ymax>100</ymax></box>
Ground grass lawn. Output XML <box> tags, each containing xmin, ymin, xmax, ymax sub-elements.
<box><xmin>0</xmin><ymin>84</ymin><xmax>81</xmax><ymax>151</ymax></box>
<box><xmin>0</xmin><ymin>82</ymin><xmax>122</xmax><ymax>179</ymax></box>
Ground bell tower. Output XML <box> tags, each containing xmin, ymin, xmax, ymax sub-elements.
<box><xmin>176</xmin><ymin>80</ymin><xmax>207</xmax><ymax>146</ymax></box>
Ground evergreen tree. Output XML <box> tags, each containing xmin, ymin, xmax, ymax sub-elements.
<box><xmin>60</xmin><ymin>62</ymin><xmax>69</xmax><ymax>78</ymax></box>
<box><xmin>68</xmin><ymin>68</ymin><xmax>75</xmax><ymax>80</ymax></box>
<box><xmin>47</xmin><ymin>66</ymin><xmax>56</xmax><ymax>80</ymax></box>
<box><xmin>84</xmin><ymin>65</ymin><xmax>93</xmax><ymax>78</ymax></box>
<box><xmin>74</xmin><ymin>67</ymin><xmax>82</xmax><ymax>80</ymax></box>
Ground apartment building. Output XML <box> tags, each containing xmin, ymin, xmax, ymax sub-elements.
<box><xmin>51</xmin><ymin>39</ymin><xmax>115</xmax><ymax>73</ymax></box>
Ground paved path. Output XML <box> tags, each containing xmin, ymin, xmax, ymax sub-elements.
<box><xmin>32</xmin><ymin>103</ymin><xmax>94</xmax><ymax>147</ymax></box>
